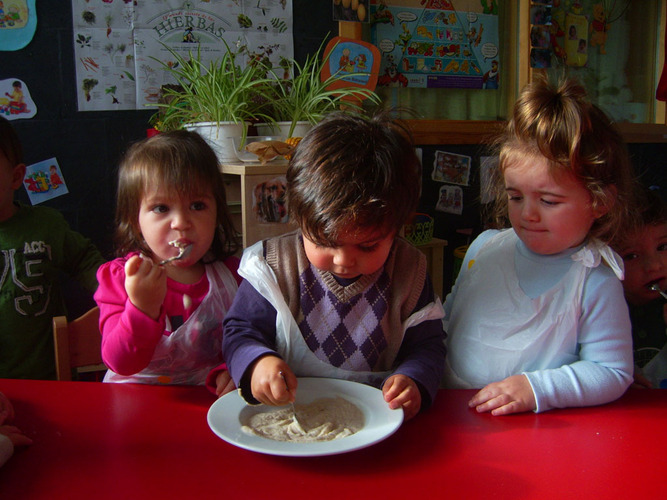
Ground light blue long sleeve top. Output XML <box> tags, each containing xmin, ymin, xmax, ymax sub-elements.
<box><xmin>444</xmin><ymin>229</ymin><xmax>633</xmax><ymax>412</ymax></box>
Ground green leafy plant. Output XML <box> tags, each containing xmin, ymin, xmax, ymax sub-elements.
<box><xmin>150</xmin><ymin>40</ymin><xmax>276</xmax><ymax>137</ymax></box>
<box><xmin>264</xmin><ymin>40</ymin><xmax>381</xmax><ymax>138</ymax></box>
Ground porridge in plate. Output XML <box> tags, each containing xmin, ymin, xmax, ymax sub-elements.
<box><xmin>241</xmin><ymin>396</ymin><xmax>364</xmax><ymax>442</ymax></box>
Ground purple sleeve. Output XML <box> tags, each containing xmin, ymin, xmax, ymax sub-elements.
<box><xmin>392</xmin><ymin>275</ymin><xmax>447</xmax><ymax>410</ymax></box>
<box><xmin>222</xmin><ymin>279</ymin><xmax>279</xmax><ymax>392</ymax></box>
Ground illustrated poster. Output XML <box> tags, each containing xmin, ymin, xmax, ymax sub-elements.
<box><xmin>24</xmin><ymin>158</ymin><xmax>69</xmax><ymax>205</ymax></box>
<box><xmin>370</xmin><ymin>0</ymin><xmax>499</xmax><ymax>89</ymax></box>
<box><xmin>0</xmin><ymin>78</ymin><xmax>36</xmax><ymax>120</ymax></box>
<box><xmin>431</xmin><ymin>150</ymin><xmax>471</xmax><ymax>186</ymax></box>
<box><xmin>72</xmin><ymin>0</ymin><xmax>293</xmax><ymax>111</ymax></box>
<box><xmin>0</xmin><ymin>0</ymin><xmax>37</xmax><ymax>51</ymax></box>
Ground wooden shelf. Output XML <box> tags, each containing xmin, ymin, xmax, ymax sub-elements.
<box><xmin>405</xmin><ymin>119</ymin><xmax>667</xmax><ymax>145</ymax></box>
<box><xmin>405</xmin><ymin>120</ymin><xmax>504</xmax><ymax>145</ymax></box>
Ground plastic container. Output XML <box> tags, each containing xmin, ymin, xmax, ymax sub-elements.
<box><xmin>403</xmin><ymin>213</ymin><xmax>434</xmax><ymax>246</ymax></box>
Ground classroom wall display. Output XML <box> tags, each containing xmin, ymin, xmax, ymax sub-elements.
<box><xmin>252</xmin><ymin>176</ymin><xmax>288</xmax><ymax>223</ymax></box>
<box><xmin>435</xmin><ymin>184</ymin><xmax>462</xmax><ymax>215</ymax></box>
<box><xmin>370</xmin><ymin>0</ymin><xmax>499</xmax><ymax>89</ymax></box>
<box><xmin>71</xmin><ymin>0</ymin><xmax>293</xmax><ymax>112</ymax></box>
<box><xmin>0</xmin><ymin>78</ymin><xmax>36</xmax><ymax>120</ymax></box>
<box><xmin>431</xmin><ymin>149</ymin><xmax>471</xmax><ymax>186</ymax></box>
<box><xmin>322</xmin><ymin>37</ymin><xmax>380</xmax><ymax>93</ymax></box>
<box><xmin>23</xmin><ymin>158</ymin><xmax>69</xmax><ymax>205</ymax></box>
<box><xmin>0</xmin><ymin>0</ymin><xmax>36</xmax><ymax>51</ymax></box>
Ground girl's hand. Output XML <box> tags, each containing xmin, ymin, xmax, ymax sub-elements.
<box><xmin>215</xmin><ymin>370</ymin><xmax>236</xmax><ymax>397</ymax></box>
<box><xmin>469</xmin><ymin>374</ymin><xmax>536</xmax><ymax>416</ymax></box>
<box><xmin>249</xmin><ymin>356</ymin><xmax>295</xmax><ymax>406</ymax></box>
<box><xmin>382</xmin><ymin>374</ymin><xmax>421</xmax><ymax>421</ymax></box>
<box><xmin>0</xmin><ymin>392</ymin><xmax>14</xmax><ymax>425</ymax></box>
<box><xmin>124</xmin><ymin>255</ymin><xmax>167</xmax><ymax>320</ymax></box>
<box><xmin>0</xmin><ymin>425</ymin><xmax>33</xmax><ymax>447</ymax></box>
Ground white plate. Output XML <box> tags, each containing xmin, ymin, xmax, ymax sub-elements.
<box><xmin>207</xmin><ymin>377</ymin><xmax>404</xmax><ymax>457</ymax></box>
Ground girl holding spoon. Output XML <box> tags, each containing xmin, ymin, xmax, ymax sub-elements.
<box><xmin>95</xmin><ymin>131</ymin><xmax>241</xmax><ymax>390</ymax></box>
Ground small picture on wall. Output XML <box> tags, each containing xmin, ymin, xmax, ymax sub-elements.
<box><xmin>530</xmin><ymin>48</ymin><xmax>551</xmax><ymax>68</ymax></box>
<box><xmin>23</xmin><ymin>157</ymin><xmax>69</xmax><ymax>204</ymax></box>
<box><xmin>530</xmin><ymin>5</ymin><xmax>552</xmax><ymax>25</ymax></box>
<box><xmin>431</xmin><ymin>150</ymin><xmax>471</xmax><ymax>186</ymax></box>
<box><xmin>435</xmin><ymin>185</ymin><xmax>463</xmax><ymax>215</ymax></box>
<box><xmin>252</xmin><ymin>176</ymin><xmax>288</xmax><ymax>224</ymax></box>
<box><xmin>530</xmin><ymin>25</ymin><xmax>550</xmax><ymax>49</ymax></box>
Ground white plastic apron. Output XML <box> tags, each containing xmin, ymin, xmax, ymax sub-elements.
<box><xmin>444</xmin><ymin>230</ymin><xmax>624</xmax><ymax>389</ymax></box>
<box><xmin>240</xmin><ymin>242</ymin><xmax>445</xmax><ymax>388</ymax></box>
<box><xmin>104</xmin><ymin>260</ymin><xmax>238</xmax><ymax>385</ymax></box>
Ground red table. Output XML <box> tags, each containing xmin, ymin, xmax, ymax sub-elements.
<box><xmin>0</xmin><ymin>379</ymin><xmax>665</xmax><ymax>499</ymax></box>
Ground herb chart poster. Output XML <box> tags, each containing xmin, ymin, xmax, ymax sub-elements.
<box><xmin>72</xmin><ymin>0</ymin><xmax>293</xmax><ymax>112</ymax></box>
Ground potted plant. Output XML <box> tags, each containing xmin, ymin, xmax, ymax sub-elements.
<box><xmin>150</xmin><ymin>40</ymin><xmax>276</xmax><ymax>162</ymax></box>
<box><xmin>256</xmin><ymin>39</ymin><xmax>382</xmax><ymax>139</ymax></box>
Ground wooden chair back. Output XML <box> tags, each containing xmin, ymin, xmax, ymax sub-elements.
<box><xmin>52</xmin><ymin>306</ymin><xmax>105</xmax><ymax>381</ymax></box>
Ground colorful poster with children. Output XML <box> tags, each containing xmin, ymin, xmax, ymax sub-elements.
<box><xmin>370</xmin><ymin>0</ymin><xmax>499</xmax><ymax>89</ymax></box>
<box><xmin>0</xmin><ymin>78</ymin><xmax>36</xmax><ymax>120</ymax></box>
<box><xmin>23</xmin><ymin>158</ymin><xmax>69</xmax><ymax>204</ymax></box>
<box><xmin>435</xmin><ymin>184</ymin><xmax>462</xmax><ymax>215</ymax></box>
<box><xmin>0</xmin><ymin>0</ymin><xmax>37</xmax><ymax>51</ymax></box>
<box><xmin>431</xmin><ymin>150</ymin><xmax>471</xmax><ymax>186</ymax></box>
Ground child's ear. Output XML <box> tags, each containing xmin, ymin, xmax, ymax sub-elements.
<box><xmin>11</xmin><ymin>163</ymin><xmax>26</xmax><ymax>190</ymax></box>
<box><xmin>593</xmin><ymin>185</ymin><xmax>617</xmax><ymax>219</ymax></box>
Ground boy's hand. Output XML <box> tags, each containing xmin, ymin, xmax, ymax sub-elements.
<box><xmin>250</xmin><ymin>356</ymin><xmax>296</xmax><ymax>406</ymax></box>
<box><xmin>124</xmin><ymin>255</ymin><xmax>167</xmax><ymax>320</ymax></box>
<box><xmin>469</xmin><ymin>374</ymin><xmax>536</xmax><ymax>415</ymax></box>
<box><xmin>382</xmin><ymin>374</ymin><xmax>421</xmax><ymax>421</ymax></box>
<box><xmin>215</xmin><ymin>370</ymin><xmax>236</xmax><ymax>397</ymax></box>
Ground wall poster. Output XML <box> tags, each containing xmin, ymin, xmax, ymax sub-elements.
<box><xmin>71</xmin><ymin>0</ymin><xmax>293</xmax><ymax>112</ymax></box>
<box><xmin>370</xmin><ymin>0</ymin><xmax>499</xmax><ymax>89</ymax></box>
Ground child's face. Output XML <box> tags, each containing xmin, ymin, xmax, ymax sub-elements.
<box><xmin>504</xmin><ymin>155</ymin><xmax>602</xmax><ymax>255</ymax></box>
<box><xmin>138</xmin><ymin>185</ymin><xmax>217</xmax><ymax>267</ymax></box>
<box><xmin>302</xmin><ymin>226</ymin><xmax>395</xmax><ymax>279</ymax></box>
<box><xmin>0</xmin><ymin>149</ymin><xmax>25</xmax><ymax>222</ymax></box>
<box><xmin>617</xmin><ymin>222</ymin><xmax>667</xmax><ymax>306</ymax></box>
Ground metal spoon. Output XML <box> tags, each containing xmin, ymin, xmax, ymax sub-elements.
<box><xmin>158</xmin><ymin>243</ymin><xmax>192</xmax><ymax>266</ymax></box>
<box><xmin>279</xmin><ymin>371</ymin><xmax>303</xmax><ymax>428</ymax></box>
<box><xmin>648</xmin><ymin>283</ymin><xmax>667</xmax><ymax>300</ymax></box>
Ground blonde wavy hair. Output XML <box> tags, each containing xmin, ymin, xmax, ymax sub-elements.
<box><xmin>485</xmin><ymin>75</ymin><xmax>637</xmax><ymax>244</ymax></box>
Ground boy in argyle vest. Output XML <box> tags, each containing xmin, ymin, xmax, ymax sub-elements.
<box><xmin>221</xmin><ymin>112</ymin><xmax>446</xmax><ymax>421</ymax></box>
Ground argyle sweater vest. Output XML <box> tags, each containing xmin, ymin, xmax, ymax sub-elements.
<box><xmin>265</xmin><ymin>231</ymin><xmax>427</xmax><ymax>372</ymax></box>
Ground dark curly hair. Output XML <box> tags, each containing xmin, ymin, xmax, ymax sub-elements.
<box><xmin>286</xmin><ymin>111</ymin><xmax>421</xmax><ymax>245</ymax></box>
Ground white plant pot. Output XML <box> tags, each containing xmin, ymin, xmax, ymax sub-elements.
<box><xmin>255</xmin><ymin>121</ymin><xmax>312</xmax><ymax>138</ymax></box>
<box><xmin>184</xmin><ymin>121</ymin><xmax>246</xmax><ymax>163</ymax></box>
